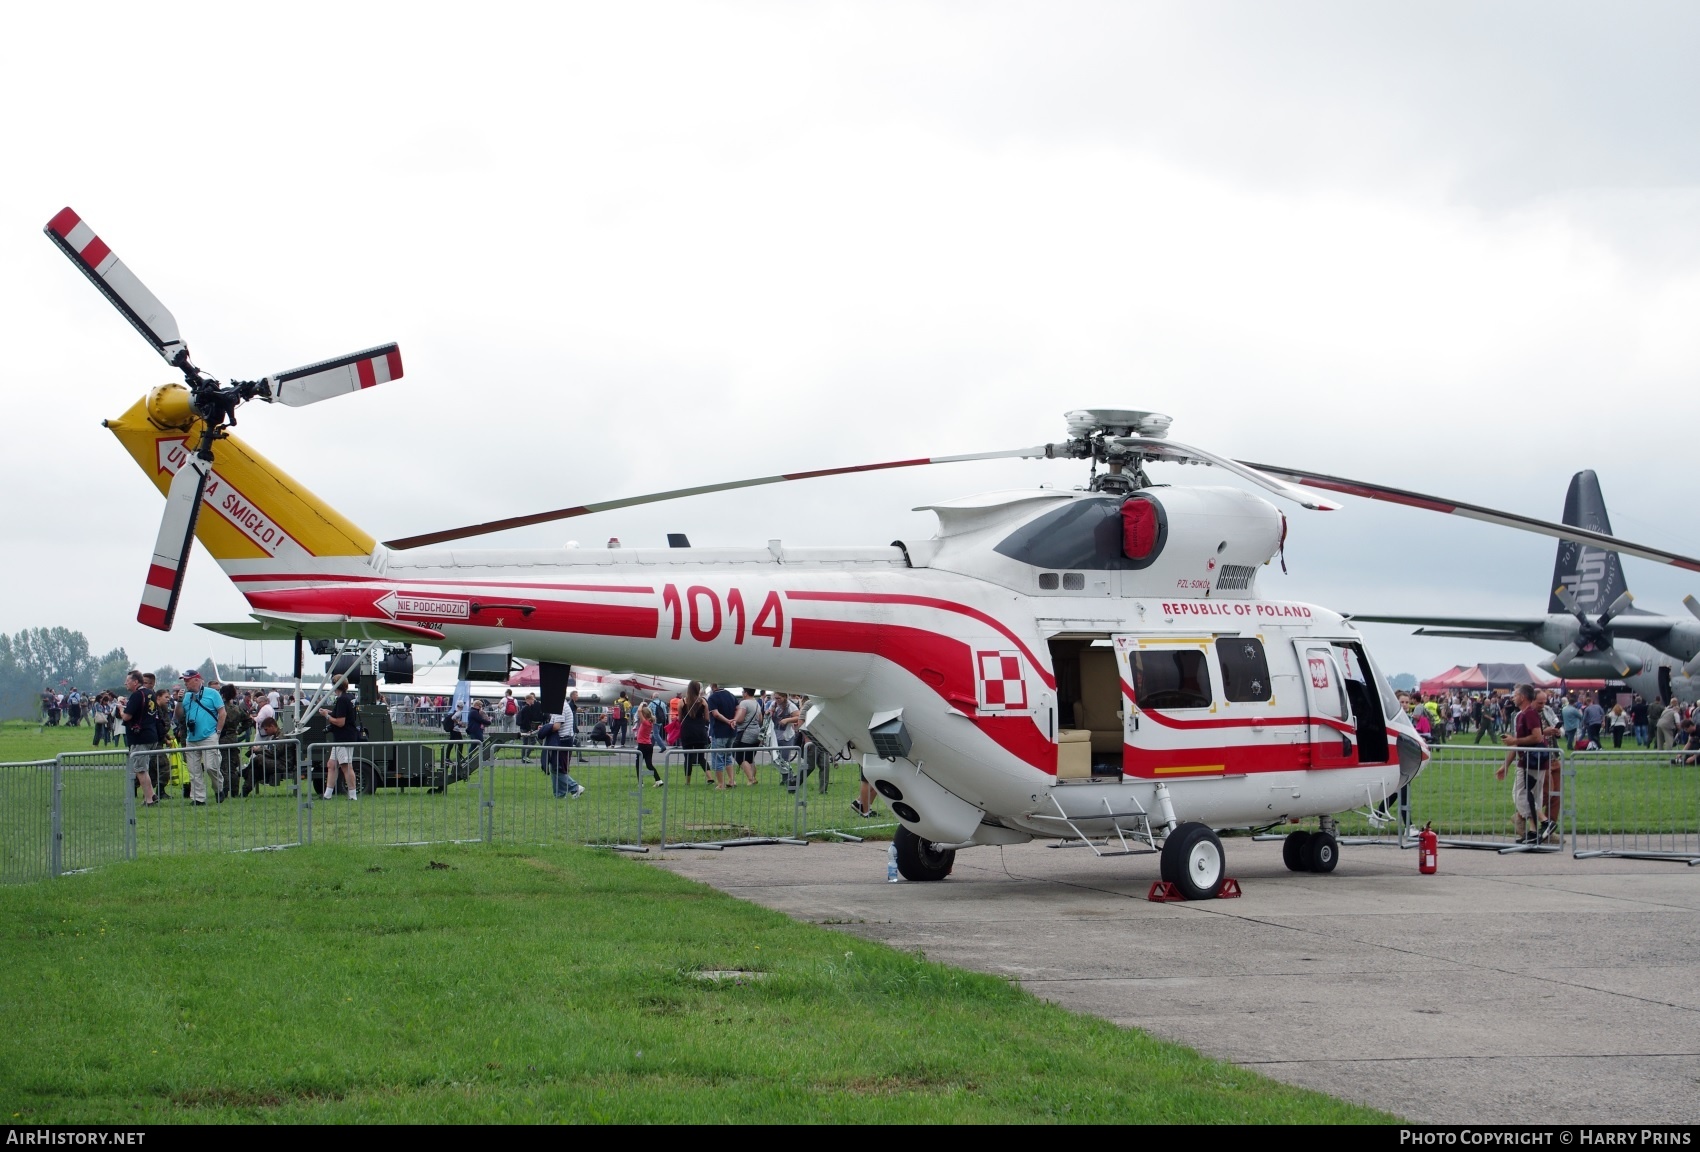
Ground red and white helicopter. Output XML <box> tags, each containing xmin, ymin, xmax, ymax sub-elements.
<box><xmin>47</xmin><ymin>207</ymin><xmax>1700</xmax><ymax>896</ymax></box>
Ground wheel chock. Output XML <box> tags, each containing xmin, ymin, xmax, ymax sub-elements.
<box><xmin>1147</xmin><ymin>878</ymin><xmax>1243</xmax><ymax>902</ymax></box>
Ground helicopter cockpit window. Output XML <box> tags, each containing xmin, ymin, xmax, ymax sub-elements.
<box><xmin>1214</xmin><ymin>637</ymin><xmax>1271</xmax><ymax>703</ymax></box>
<box><xmin>1132</xmin><ymin>650</ymin><xmax>1213</xmax><ymax>710</ymax></box>
<box><xmin>995</xmin><ymin>499</ymin><xmax>1133</xmax><ymax>570</ymax></box>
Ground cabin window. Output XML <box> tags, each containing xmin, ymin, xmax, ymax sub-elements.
<box><xmin>1062</xmin><ymin>572</ymin><xmax>1085</xmax><ymax>590</ymax></box>
<box><xmin>1215</xmin><ymin>637</ymin><xmax>1271</xmax><ymax>703</ymax></box>
<box><xmin>1132</xmin><ymin>649</ymin><xmax>1213</xmax><ymax>710</ymax></box>
<box><xmin>1038</xmin><ymin>573</ymin><xmax>1060</xmax><ymax>590</ymax></box>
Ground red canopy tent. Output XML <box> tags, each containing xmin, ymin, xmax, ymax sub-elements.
<box><xmin>1419</xmin><ymin>663</ymin><xmax>1608</xmax><ymax>696</ymax></box>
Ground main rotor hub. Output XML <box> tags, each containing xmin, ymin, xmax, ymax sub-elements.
<box><xmin>1060</xmin><ymin>409</ymin><xmax>1172</xmax><ymax>494</ymax></box>
<box><xmin>1063</xmin><ymin>408</ymin><xmax>1172</xmax><ymax>440</ymax></box>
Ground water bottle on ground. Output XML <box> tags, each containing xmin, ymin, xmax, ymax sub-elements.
<box><xmin>887</xmin><ymin>841</ymin><xmax>900</xmax><ymax>883</ymax></box>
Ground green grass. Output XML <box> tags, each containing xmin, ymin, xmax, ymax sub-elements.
<box><xmin>0</xmin><ymin>718</ymin><xmax>113</xmax><ymax>762</ymax></box>
<box><xmin>0</xmin><ymin>843</ymin><xmax>1392</xmax><ymax>1123</ymax></box>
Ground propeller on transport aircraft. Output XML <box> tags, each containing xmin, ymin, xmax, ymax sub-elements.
<box><xmin>1549</xmin><ymin>586</ymin><xmax>1637</xmax><ymax>677</ymax></box>
<box><xmin>43</xmin><ymin>207</ymin><xmax>403</xmax><ymax>631</ymax></box>
<box><xmin>1682</xmin><ymin>595</ymin><xmax>1700</xmax><ymax>677</ymax></box>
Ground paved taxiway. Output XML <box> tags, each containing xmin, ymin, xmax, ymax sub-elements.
<box><xmin>654</xmin><ymin>836</ymin><xmax>1700</xmax><ymax>1123</ymax></box>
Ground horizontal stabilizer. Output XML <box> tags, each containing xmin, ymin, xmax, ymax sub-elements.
<box><xmin>197</xmin><ymin>614</ymin><xmax>444</xmax><ymax>643</ymax></box>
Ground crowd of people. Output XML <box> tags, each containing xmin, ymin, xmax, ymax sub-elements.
<box><xmin>1395</xmin><ymin>683</ymin><xmax>1700</xmax><ymax>847</ymax></box>
<box><xmin>503</xmin><ymin>682</ymin><xmax>858</xmax><ymax>802</ymax></box>
<box><xmin>1396</xmin><ymin>687</ymin><xmax>1700</xmax><ymax>756</ymax></box>
<box><xmin>90</xmin><ymin>669</ymin><xmax>304</xmax><ymax>806</ymax></box>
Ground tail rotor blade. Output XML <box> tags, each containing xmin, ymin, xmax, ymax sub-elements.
<box><xmin>383</xmin><ymin>444</ymin><xmax>1059</xmax><ymax>549</ymax></box>
<box><xmin>138</xmin><ymin>454</ymin><xmax>210</xmax><ymax>631</ymax></box>
<box><xmin>43</xmin><ymin>208</ymin><xmax>187</xmax><ymax>364</ymax></box>
<box><xmin>265</xmin><ymin>344</ymin><xmax>402</xmax><ymax>407</ymax></box>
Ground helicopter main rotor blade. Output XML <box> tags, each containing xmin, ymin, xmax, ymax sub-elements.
<box><xmin>264</xmin><ymin>344</ymin><xmax>403</xmax><ymax>407</ymax></box>
<box><xmin>43</xmin><ymin>208</ymin><xmax>188</xmax><ymax>364</ymax></box>
<box><xmin>382</xmin><ymin>445</ymin><xmax>1059</xmax><ymax>550</ymax></box>
<box><xmin>1242</xmin><ymin>462</ymin><xmax>1700</xmax><ymax>573</ymax></box>
<box><xmin>1112</xmin><ymin>438</ymin><xmax>1342</xmax><ymax>511</ymax></box>
<box><xmin>138</xmin><ymin>451</ymin><xmax>211</xmax><ymax>631</ymax></box>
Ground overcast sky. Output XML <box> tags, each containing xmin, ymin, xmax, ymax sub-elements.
<box><xmin>2</xmin><ymin>1</ymin><xmax>1698</xmax><ymax>679</ymax></box>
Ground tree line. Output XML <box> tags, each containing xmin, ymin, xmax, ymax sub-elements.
<box><xmin>0</xmin><ymin>627</ymin><xmax>228</xmax><ymax>721</ymax></box>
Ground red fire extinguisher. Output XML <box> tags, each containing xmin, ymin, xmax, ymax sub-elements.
<box><xmin>1419</xmin><ymin>822</ymin><xmax>1438</xmax><ymax>874</ymax></box>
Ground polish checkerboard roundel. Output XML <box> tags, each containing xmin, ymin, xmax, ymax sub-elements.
<box><xmin>976</xmin><ymin>650</ymin><xmax>1027</xmax><ymax>711</ymax></box>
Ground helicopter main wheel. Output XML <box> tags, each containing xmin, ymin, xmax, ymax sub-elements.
<box><xmin>1160</xmin><ymin>822</ymin><xmax>1226</xmax><ymax>900</ymax></box>
<box><xmin>1282</xmin><ymin>830</ymin><xmax>1314</xmax><ymax>872</ymax></box>
<box><xmin>1304</xmin><ymin>830</ymin><xmax>1339</xmax><ymax>874</ymax></box>
<box><xmin>893</xmin><ymin>826</ymin><xmax>955</xmax><ymax>882</ymax></box>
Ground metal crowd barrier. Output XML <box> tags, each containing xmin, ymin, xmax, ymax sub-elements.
<box><xmin>300</xmin><ymin>739</ymin><xmax>487</xmax><ymax>847</ymax></box>
<box><xmin>1</xmin><ymin>761</ymin><xmax>55</xmax><ymax>883</ymax></box>
<box><xmin>655</xmin><ymin>743</ymin><xmax>808</xmax><ymax>849</ymax></box>
<box><xmin>482</xmin><ymin>740</ymin><xmax>654</xmax><ymax>852</ymax></box>
<box><xmin>49</xmin><ymin>729</ymin><xmax>1674</xmax><ymax>876</ymax></box>
<box><xmin>1400</xmin><ymin>743</ymin><xmax>1568</xmax><ymax>855</ymax></box>
<box><xmin>1566</xmin><ymin>748</ymin><xmax>1700</xmax><ymax>865</ymax></box>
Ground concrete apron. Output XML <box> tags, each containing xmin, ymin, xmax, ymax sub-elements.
<box><xmin>651</xmin><ymin>836</ymin><xmax>1700</xmax><ymax>1124</ymax></box>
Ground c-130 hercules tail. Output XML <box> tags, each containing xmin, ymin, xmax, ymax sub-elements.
<box><xmin>1355</xmin><ymin>471</ymin><xmax>1700</xmax><ymax>703</ymax></box>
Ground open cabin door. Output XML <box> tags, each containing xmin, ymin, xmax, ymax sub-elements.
<box><xmin>1295</xmin><ymin>641</ymin><xmax>1356</xmax><ymax>769</ymax></box>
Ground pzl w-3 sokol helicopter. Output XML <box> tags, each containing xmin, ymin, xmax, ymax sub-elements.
<box><xmin>48</xmin><ymin>207</ymin><xmax>1700</xmax><ymax>897</ymax></box>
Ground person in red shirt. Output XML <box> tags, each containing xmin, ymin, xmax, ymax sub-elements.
<box><xmin>1498</xmin><ymin>683</ymin><xmax>1559</xmax><ymax>844</ymax></box>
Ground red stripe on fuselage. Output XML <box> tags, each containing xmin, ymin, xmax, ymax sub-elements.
<box><xmin>789</xmin><ymin>616</ymin><xmax>1057</xmax><ymax>773</ymax></box>
<box><xmin>244</xmin><ymin>588</ymin><xmax>658</xmax><ymax>639</ymax></box>
<box><xmin>1125</xmin><ymin>680</ymin><xmax>1355</xmax><ymax>735</ymax></box>
<box><xmin>786</xmin><ymin>590</ymin><xmax>1057</xmax><ymax>690</ymax></box>
<box><xmin>227</xmin><ymin>573</ymin><xmax>654</xmax><ymax>594</ymax></box>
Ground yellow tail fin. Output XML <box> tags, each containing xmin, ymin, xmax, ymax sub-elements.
<box><xmin>107</xmin><ymin>389</ymin><xmax>375</xmax><ymax>571</ymax></box>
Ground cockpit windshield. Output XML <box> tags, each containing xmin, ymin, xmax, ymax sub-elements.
<box><xmin>993</xmin><ymin>498</ymin><xmax>1130</xmax><ymax>570</ymax></box>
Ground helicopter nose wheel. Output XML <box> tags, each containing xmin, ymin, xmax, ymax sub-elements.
<box><xmin>893</xmin><ymin>826</ymin><xmax>956</xmax><ymax>882</ymax></box>
<box><xmin>1159</xmin><ymin>822</ymin><xmax>1226</xmax><ymax>900</ymax></box>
